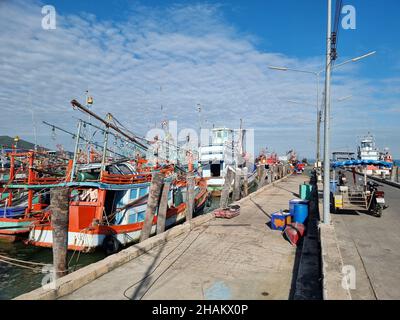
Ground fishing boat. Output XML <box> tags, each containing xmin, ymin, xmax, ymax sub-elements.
<box><xmin>199</xmin><ymin>127</ymin><xmax>256</xmax><ymax>196</ymax></box>
<box><xmin>26</xmin><ymin>99</ymin><xmax>209</xmax><ymax>253</ymax></box>
<box><xmin>27</xmin><ymin>162</ymin><xmax>209</xmax><ymax>253</ymax></box>
<box><xmin>0</xmin><ymin>150</ymin><xmax>69</xmax><ymax>241</ymax></box>
<box><xmin>357</xmin><ymin>133</ymin><xmax>392</xmax><ymax>176</ymax></box>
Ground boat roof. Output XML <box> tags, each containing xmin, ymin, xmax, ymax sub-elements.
<box><xmin>332</xmin><ymin>159</ymin><xmax>393</xmax><ymax>169</ymax></box>
<box><xmin>212</xmin><ymin>127</ymin><xmax>233</xmax><ymax>132</ymax></box>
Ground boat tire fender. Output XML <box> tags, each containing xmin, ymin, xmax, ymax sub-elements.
<box><xmin>102</xmin><ymin>235</ymin><xmax>121</xmax><ymax>256</ymax></box>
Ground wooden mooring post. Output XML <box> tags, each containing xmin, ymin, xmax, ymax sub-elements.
<box><xmin>257</xmin><ymin>165</ymin><xmax>267</xmax><ymax>190</ymax></box>
<box><xmin>220</xmin><ymin>167</ymin><xmax>235</xmax><ymax>209</ymax></box>
<box><xmin>186</xmin><ymin>171</ymin><xmax>195</xmax><ymax>222</ymax></box>
<box><xmin>268</xmin><ymin>166</ymin><xmax>274</xmax><ymax>183</ymax></box>
<box><xmin>390</xmin><ymin>165</ymin><xmax>397</xmax><ymax>183</ymax></box>
<box><xmin>51</xmin><ymin>187</ymin><xmax>70</xmax><ymax>280</ymax></box>
<box><xmin>232</xmin><ymin>168</ymin><xmax>241</xmax><ymax>201</ymax></box>
<box><xmin>242</xmin><ymin>167</ymin><xmax>249</xmax><ymax>197</ymax></box>
<box><xmin>140</xmin><ymin>172</ymin><xmax>165</xmax><ymax>242</ymax></box>
<box><xmin>156</xmin><ymin>180</ymin><xmax>171</xmax><ymax>235</ymax></box>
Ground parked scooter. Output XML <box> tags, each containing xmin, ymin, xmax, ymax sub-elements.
<box><xmin>366</xmin><ymin>181</ymin><xmax>387</xmax><ymax>217</ymax></box>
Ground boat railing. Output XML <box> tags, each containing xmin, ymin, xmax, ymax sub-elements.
<box><xmin>100</xmin><ymin>171</ymin><xmax>152</xmax><ymax>184</ymax></box>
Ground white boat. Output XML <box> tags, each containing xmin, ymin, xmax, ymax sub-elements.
<box><xmin>199</xmin><ymin>127</ymin><xmax>256</xmax><ymax>195</ymax></box>
<box><xmin>358</xmin><ymin>133</ymin><xmax>380</xmax><ymax>161</ymax></box>
<box><xmin>357</xmin><ymin>133</ymin><xmax>391</xmax><ymax>176</ymax></box>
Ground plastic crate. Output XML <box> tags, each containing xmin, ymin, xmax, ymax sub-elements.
<box><xmin>271</xmin><ymin>212</ymin><xmax>292</xmax><ymax>231</ymax></box>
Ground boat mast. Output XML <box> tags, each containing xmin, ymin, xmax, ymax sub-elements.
<box><xmin>70</xmin><ymin>99</ymin><xmax>148</xmax><ymax>151</ymax></box>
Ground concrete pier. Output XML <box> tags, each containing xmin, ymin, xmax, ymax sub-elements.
<box><xmin>16</xmin><ymin>173</ymin><xmax>315</xmax><ymax>300</ymax></box>
<box><xmin>61</xmin><ymin>174</ymin><xmax>307</xmax><ymax>300</ymax></box>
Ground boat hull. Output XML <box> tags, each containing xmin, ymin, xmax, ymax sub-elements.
<box><xmin>27</xmin><ymin>208</ymin><xmax>187</xmax><ymax>252</ymax></box>
<box><xmin>0</xmin><ymin>217</ymin><xmax>36</xmax><ymax>242</ymax></box>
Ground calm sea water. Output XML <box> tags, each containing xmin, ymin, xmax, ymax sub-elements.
<box><xmin>0</xmin><ymin>240</ymin><xmax>106</xmax><ymax>300</ymax></box>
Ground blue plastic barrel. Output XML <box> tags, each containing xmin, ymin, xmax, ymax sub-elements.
<box><xmin>289</xmin><ymin>199</ymin><xmax>309</xmax><ymax>215</ymax></box>
<box><xmin>330</xmin><ymin>180</ymin><xmax>337</xmax><ymax>193</ymax></box>
<box><xmin>293</xmin><ymin>203</ymin><xmax>308</xmax><ymax>224</ymax></box>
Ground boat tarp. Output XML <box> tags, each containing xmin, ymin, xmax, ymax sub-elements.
<box><xmin>331</xmin><ymin>159</ymin><xmax>393</xmax><ymax>169</ymax></box>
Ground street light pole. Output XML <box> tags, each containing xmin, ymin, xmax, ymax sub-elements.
<box><xmin>316</xmin><ymin>72</ymin><xmax>321</xmax><ymax>164</ymax></box>
<box><xmin>323</xmin><ymin>0</ymin><xmax>332</xmax><ymax>224</ymax></box>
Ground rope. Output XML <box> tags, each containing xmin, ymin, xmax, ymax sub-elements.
<box><xmin>0</xmin><ymin>254</ymin><xmax>46</xmax><ymax>266</ymax></box>
<box><xmin>0</xmin><ymin>258</ymin><xmax>43</xmax><ymax>272</ymax></box>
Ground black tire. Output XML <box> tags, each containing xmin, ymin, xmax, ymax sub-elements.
<box><xmin>375</xmin><ymin>205</ymin><xmax>383</xmax><ymax>218</ymax></box>
<box><xmin>102</xmin><ymin>235</ymin><xmax>121</xmax><ymax>256</ymax></box>
<box><xmin>205</xmin><ymin>195</ymin><xmax>212</xmax><ymax>207</ymax></box>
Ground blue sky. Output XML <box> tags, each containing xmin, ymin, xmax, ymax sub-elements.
<box><xmin>0</xmin><ymin>0</ymin><xmax>399</xmax><ymax>159</ymax></box>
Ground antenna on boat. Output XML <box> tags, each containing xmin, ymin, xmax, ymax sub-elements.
<box><xmin>29</xmin><ymin>89</ymin><xmax>38</xmax><ymax>152</ymax></box>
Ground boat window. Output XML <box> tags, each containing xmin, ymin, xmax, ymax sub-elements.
<box><xmin>117</xmin><ymin>164</ymin><xmax>133</xmax><ymax>175</ymax></box>
<box><xmin>108</xmin><ymin>165</ymin><xmax>121</xmax><ymax>175</ymax></box>
<box><xmin>137</xmin><ymin>211</ymin><xmax>145</xmax><ymax>222</ymax></box>
<box><xmin>139</xmin><ymin>187</ymin><xmax>148</xmax><ymax>197</ymax></box>
<box><xmin>130</xmin><ymin>188</ymin><xmax>138</xmax><ymax>199</ymax></box>
<box><xmin>128</xmin><ymin>211</ymin><xmax>137</xmax><ymax>224</ymax></box>
<box><xmin>361</xmin><ymin>142</ymin><xmax>372</xmax><ymax>148</ymax></box>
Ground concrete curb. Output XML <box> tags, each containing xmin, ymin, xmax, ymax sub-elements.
<box><xmin>14</xmin><ymin>212</ymin><xmax>216</xmax><ymax>300</ymax></box>
<box><xmin>317</xmin><ymin>199</ymin><xmax>351</xmax><ymax>300</ymax></box>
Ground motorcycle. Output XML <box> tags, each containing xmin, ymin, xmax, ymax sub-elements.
<box><xmin>366</xmin><ymin>181</ymin><xmax>387</xmax><ymax>217</ymax></box>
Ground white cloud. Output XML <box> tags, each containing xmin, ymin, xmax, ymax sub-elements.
<box><xmin>0</xmin><ymin>0</ymin><xmax>399</xmax><ymax>159</ymax></box>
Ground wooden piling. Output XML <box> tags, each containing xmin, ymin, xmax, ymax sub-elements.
<box><xmin>256</xmin><ymin>165</ymin><xmax>262</xmax><ymax>184</ymax></box>
<box><xmin>156</xmin><ymin>180</ymin><xmax>171</xmax><ymax>235</ymax></box>
<box><xmin>270</xmin><ymin>165</ymin><xmax>274</xmax><ymax>182</ymax></box>
<box><xmin>389</xmin><ymin>165</ymin><xmax>397</xmax><ymax>183</ymax></box>
<box><xmin>242</xmin><ymin>167</ymin><xmax>249</xmax><ymax>197</ymax></box>
<box><xmin>140</xmin><ymin>172</ymin><xmax>165</xmax><ymax>242</ymax></box>
<box><xmin>220</xmin><ymin>167</ymin><xmax>235</xmax><ymax>209</ymax></box>
<box><xmin>186</xmin><ymin>172</ymin><xmax>195</xmax><ymax>222</ymax></box>
<box><xmin>51</xmin><ymin>187</ymin><xmax>70</xmax><ymax>279</ymax></box>
<box><xmin>232</xmin><ymin>168</ymin><xmax>241</xmax><ymax>201</ymax></box>
<box><xmin>257</xmin><ymin>165</ymin><xmax>265</xmax><ymax>190</ymax></box>
<box><xmin>259</xmin><ymin>167</ymin><xmax>268</xmax><ymax>189</ymax></box>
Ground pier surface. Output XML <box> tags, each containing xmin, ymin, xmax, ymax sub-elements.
<box><xmin>61</xmin><ymin>174</ymin><xmax>308</xmax><ymax>300</ymax></box>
